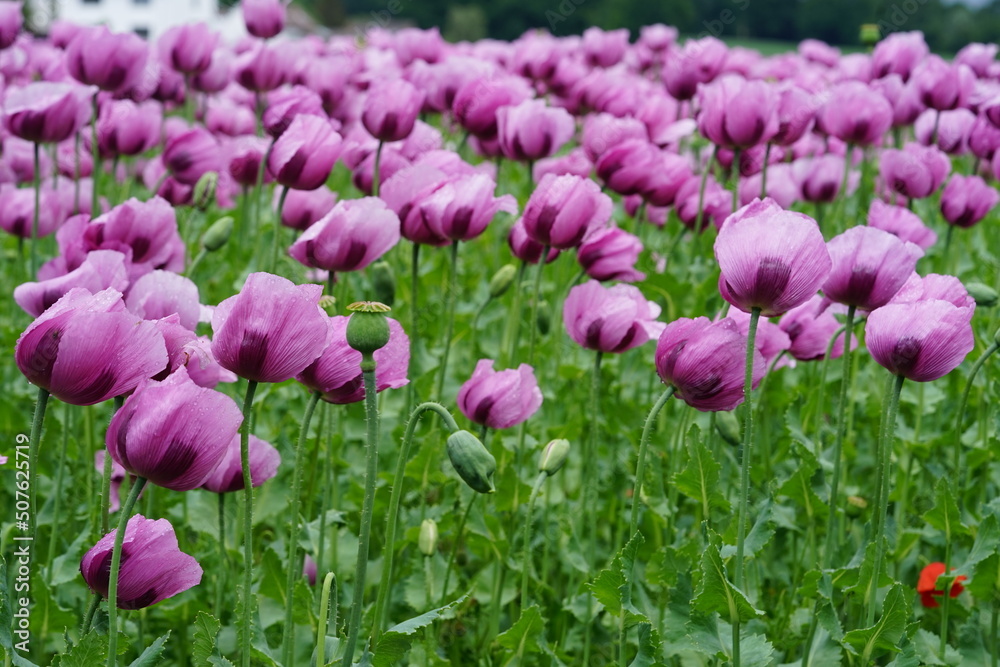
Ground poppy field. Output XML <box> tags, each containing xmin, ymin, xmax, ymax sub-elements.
<box><xmin>2</xmin><ymin>1</ymin><xmax>1000</xmax><ymax>665</ymax></box>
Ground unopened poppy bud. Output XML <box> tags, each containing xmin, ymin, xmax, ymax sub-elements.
<box><xmin>201</xmin><ymin>216</ymin><xmax>234</xmax><ymax>252</ymax></box>
<box><xmin>193</xmin><ymin>171</ymin><xmax>218</xmax><ymax>211</ymax></box>
<box><xmin>715</xmin><ymin>410</ymin><xmax>742</xmax><ymax>447</ymax></box>
<box><xmin>371</xmin><ymin>261</ymin><xmax>396</xmax><ymax>307</ymax></box>
<box><xmin>966</xmin><ymin>282</ymin><xmax>998</xmax><ymax>308</ymax></box>
<box><xmin>318</xmin><ymin>295</ymin><xmax>337</xmax><ymax>316</ymax></box>
<box><xmin>419</xmin><ymin>519</ymin><xmax>438</xmax><ymax>556</ymax></box>
<box><xmin>346</xmin><ymin>302</ymin><xmax>392</xmax><ymax>364</ymax></box>
<box><xmin>446</xmin><ymin>430</ymin><xmax>496</xmax><ymax>494</ymax></box>
<box><xmin>489</xmin><ymin>264</ymin><xmax>518</xmax><ymax>299</ymax></box>
<box><xmin>536</xmin><ymin>300</ymin><xmax>550</xmax><ymax>335</ymax></box>
<box><xmin>846</xmin><ymin>495</ymin><xmax>867</xmax><ymax>517</ymax></box>
<box><xmin>538</xmin><ymin>439</ymin><xmax>570</xmax><ymax>476</ymax></box>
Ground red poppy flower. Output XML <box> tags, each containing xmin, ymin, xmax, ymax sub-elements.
<box><xmin>917</xmin><ymin>562</ymin><xmax>966</xmax><ymax>608</ymax></box>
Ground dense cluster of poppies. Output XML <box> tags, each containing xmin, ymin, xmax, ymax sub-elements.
<box><xmin>4</xmin><ymin>0</ymin><xmax>1000</xmax><ymax>663</ymax></box>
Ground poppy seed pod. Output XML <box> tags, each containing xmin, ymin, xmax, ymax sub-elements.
<box><xmin>202</xmin><ymin>216</ymin><xmax>234</xmax><ymax>252</ymax></box>
<box><xmin>446</xmin><ymin>430</ymin><xmax>496</xmax><ymax>494</ymax></box>
<box><xmin>489</xmin><ymin>264</ymin><xmax>518</xmax><ymax>299</ymax></box>
<box><xmin>965</xmin><ymin>283</ymin><xmax>998</xmax><ymax>308</ymax></box>
<box><xmin>418</xmin><ymin>519</ymin><xmax>438</xmax><ymax>557</ymax></box>
<box><xmin>346</xmin><ymin>302</ymin><xmax>392</xmax><ymax>362</ymax></box>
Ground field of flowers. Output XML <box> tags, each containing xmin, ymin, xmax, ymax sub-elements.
<box><xmin>2</xmin><ymin>0</ymin><xmax>1000</xmax><ymax>665</ymax></box>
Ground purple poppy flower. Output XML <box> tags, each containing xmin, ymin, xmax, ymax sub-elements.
<box><xmin>940</xmin><ymin>174</ymin><xmax>1000</xmax><ymax>228</ymax></box>
<box><xmin>664</xmin><ymin>36</ymin><xmax>727</xmax><ymax>101</ymax></box>
<box><xmin>79</xmin><ymin>197</ymin><xmax>186</xmax><ymax>273</ymax></box>
<box><xmin>451</xmin><ymin>74</ymin><xmax>533</xmax><ymax>140</ymax></box>
<box><xmin>243</xmin><ymin>0</ymin><xmax>286</xmax><ymax>39</ymax></box>
<box><xmin>724</xmin><ymin>305</ymin><xmax>792</xmax><ymax>364</ymax></box>
<box><xmin>4</xmin><ymin>82</ymin><xmax>92</xmax><ymax>144</ymax></box>
<box><xmin>456</xmin><ymin>359</ymin><xmax>542</xmax><ymax>430</ymax></box>
<box><xmin>0</xmin><ymin>1</ymin><xmax>22</xmax><ymax>50</ymax></box>
<box><xmin>15</xmin><ymin>288</ymin><xmax>167</xmax><ymax>406</ymax></box>
<box><xmin>655</xmin><ymin>316</ymin><xmax>764</xmax><ymax>411</ymax></box>
<box><xmin>14</xmin><ymin>250</ymin><xmax>129</xmax><ymax>317</ymax></box>
<box><xmin>795</xmin><ymin>154</ymin><xmax>858</xmax><ymax>204</ymax></box>
<box><xmin>820</xmin><ymin>81</ymin><xmax>893</xmax><ymax>147</ymax></box>
<box><xmin>594</xmin><ymin>139</ymin><xmax>659</xmax><ymax>197</ymax></box>
<box><xmin>867</xmin><ymin>199</ymin><xmax>937</xmax><ymax>250</ymax></box>
<box><xmin>822</xmin><ymin>226</ymin><xmax>923</xmax><ymax>311</ymax></box>
<box><xmin>107</xmin><ymin>367</ymin><xmax>242</xmax><ymax>490</ymax></box>
<box><xmin>362</xmin><ymin>78</ymin><xmax>424</xmax><ymax>143</ymax></box>
<box><xmin>278</xmin><ymin>186</ymin><xmax>337</xmax><ymax>231</ymax></box>
<box><xmin>288</xmin><ymin>197</ymin><xmax>400</xmax><ymax>273</ymax></box>
<box><xmin>675</xmin><ymin>175</ymin><xmax>732</xmax><ymax>232</ymax></box>
<box><xmin>0</xmin><ymin>184</ymin><xmax>66</xmax><ymax>239</ymax></box>
<box><xmin>268</xmin><ymin>115</ymin><xmax>342</xmax><ymax>191</ymax></box>
<box><xmin>871</xmin><ymin>31</ymin><xmax>929</xmax><ymax>81</ymax></box>
<box><xmin>81</xmin><ymin>515</ymin><xmax>202</xmax><ymax>609</ymax></box>
<box><xmin>158</xmin><ymin>23</ymin><xmax>218</xmax><ymax>75</ymax></box>
<box><xmin>890</xmin><ymin>272</ymin><xmax>975</xmax><ymax>311</ymax></box>
<box><xmin>867</xmin><ymin>299</ymin><xmax>975</xmax><ymax>382</ymax></box>
<box><xmin>508</xmin><ymin>218</ymin><xmax>560</xmax><ymax>265</ymax></box>
<box><xmin>521</xmin><ymin>174</ymin><xmax>613</xmax><ymax>250</ymax></box>
<box><xmin>914</xmin><ymin>108</ymin><xmax>975</xmax><ymax>155</ymax></box>
<box><xmin>263</xmin><ymin>85</ymin><xmax>325</xmax><ymax>139</ymax></box>
<box><xmin>152</xmin><ymin>316</ymin><xmax>236</xmax><ymax>389</ymax></box>
<box><xmin>200</xmin><ymin>435</ymin><xmax>280</xmax><ymax>494</ymax></box>
<box><xmin>697</xmin><ymin>75</ymin><xmax>780</xmax><ymax>149</ymax></box>
<box><xmin>714</xmin><ymin>198</ymin><xmax>832</xmax><ymax>317</ymax></box>
<box><xmin>880</xmin><ymin>143</ymin><xmax>951</xmax><ymax>200</ymax></box>
<box><xmin>125</xmin><ymin>270</ymin><xmax>201</xmax><ymax>331</ymax></box>
<box><xmin>66</xmin><ymin>25</ymin><xmax>149</xmax><ymax>93</ymax></box>
<box><xmin>582</xmin><ymin>113</ymin><xmax>648</xmax><ymax>162</ymax></box>
<box><xmin>296</xmin><ymin>316</ymin><xmax>409</xmax><ymax>404</ymax></box>
<box><xmin>211</xmin><ymin>272</ymin><xmax>332</xmax><ymax>384</ymax></box>
<box><xmin>496</xmin><ymin>99</ymin><xmax>575</xmax><ymax>162</ymax></box>
<box><xmin>235</xmin><ymin>40</ymin><xmax>293</xmax><ymax>93</ymax></box>
<box><xmin>577</xmin><ymin>227</ymin><xmax>645</xmax><ymax>283</ymax></box>
<box><xmin>420</xmin><ymin>173</ymin><xmax>517</xmax><ymax>242</ymax></box>
<box><xmin>778</xmin><ymin>296</ymin><xmax>855</xmax><ymax>362</ymax></box>
<box><xmin>912</xmin><ymin>56</ymin><xmax>975</xmax><ymax>112</ymax></box>
<box><xmin>564</xmin><ymin>280</ymin><xmax>665</xmax><ymax>354</ymax></box>
<box><xmin>95</xmin><ymin>451</ymin><xmax>127</xmax><ymax>512</ymax></box>
<box><xmin>98</xmin><ymin>100</ymin><xmax>162</xmax><ymax>158</ymax></box>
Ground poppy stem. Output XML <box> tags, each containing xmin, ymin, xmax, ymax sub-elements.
<box><xmin>582</xmin><ymin>350</ymin><xmax>603</xmax><ymax>667</ymax></box>
<box><xmin>270</xmin><ymin>185</ymin><xmax>289</xmax><ymax>274</ymax></box>
<box><xmin>81</xmin><ymin>593</ymin><xmax>101</xmax><ymax>634</ymax></box>
<box><xmin>520</xmin><ymin>471</ymin><xmax>547</xmax><ymax>612</ymax></box>
<box><xmin>408</xmin><ymin>241</ymin><xmax>421</xmax><ymax>410</ymax></box>
<box><xmin>953</xmin><ymin>340</ymin><xmax>999</xmax><ymax>472</ymax></box>
<box><xmin>315</xmin><ymin>572</ymin><xmax>337</xmax><ymax>667</ymax></box>
<box><xmin>106</xmin><ymin>476</ymin><xmax>148</xmax><ymax>667</ymax></box>
<box><xmin>216</xmin><ymin>493</ymin><xmax>226</xmax><ymax>622</ymax></box>
<box><xmin>342</xmin><ymin>367</ymin><xmax>381</xmax><ymax>666</ymax></box>
<box><xmin>822</xmin><ymin>305</ymin><xmax>856</xmax><ymax>569</ymax></box>
<box><xmin>30</xmin><ymin>141</ymin><xmax>40</xmax><ymax>279</ymax></box>
<box><xmin>760</xmin><ymin>143</ymin><xmax>772</xmax><ymax>200</ymax></box>
<box><xmin>940</xmin><ymin>533</ymin><xmax>954</xmax><ymax>654</ymax></box>
<box><xmin>281</xmin><ymin>390</ymin><xmax>323</xmax><ymax>666</ymax></box>
<box><xmin>238</xmin><ymin>379</ymin><xmax>259</xmax><ymax>667</ymax></box>
<box><xmin>629</xmin><ymin>386</ymin><xmax>676</xmax><ymax>539</ymax></box>
<box><xmin>440</xmin><ymin>491</ymin><xmax>477</xmax><ymax>608</ymax></box>
<box><xmin>730</xmin><ymin>147</ymin><xmax>742</xmax><ymax>216</ymax></box>
<box><xmin>436</xmin><ymin>240</ymin><xmax>461</xmax><ymax>401</ymax></box>
<box><xmin>867</xmin><ymin>374</ymin><xmax>905</xmax><ymax>626</ymax></box>
<box><xmin>373</xmin><ymin>401</ymin><xmax>459</xmax><ymax>641</ymax></box>
<box><xmin>100</xmin><ymin>396</ymin><xmax>125</xmax><ymax>538</ymax></box>
<box><xmin>525</xmin><ymin>247</ymin><xmax>549</xmax><ymax>366</ymax></box>
<box><xmin>372</xmin><ymin>140</ymin><xmax>384</xmax><ymax>198</ymax></box>
<box><xmin>45</xmin><ymin>402</ymin><xmax>72</xmax><ymax>583</ymax></box>
<box><xmin>837</xmin><ymin>142</ymin><xmax>854</xmax><ymax>229</ymax></box>
<box><xmin>27</xmin><ymin>386</ymin><xmax>49</xmax><ymax>544</ymax></box>
<box><xmin>503</xmin><ymin>260</ymin><xmax>528</xmax><ymax>366</ymax></box>
<box><xmin>91</xmin><ymin>92</ymin><xmax>100</xmax><ymax>218</ymax></box>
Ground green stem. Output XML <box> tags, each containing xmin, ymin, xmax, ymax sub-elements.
<box><xmin>504</xmin><ymin>261</ymin><xmax>528</xmax><ymax>366</ymax></box>
<box><xmin>954</xmin><ymin>341</ymin><xmax>999</xmax><ymax>471</ymax></box>
<box><xmin>106</xmin><ymin>477</ymin><xmax>148</xmax><ymax>667</ymax></box>
<box><xmin>436</xmin><ymin>241</ymin><xmax>461</xmax><ymax>400</ymax></box>
<box><xmin>759</xmin><ymin>143</ymin><xmax>772</xmax><ymax>199</ymax></box>
<box><xmin>373</xmin><ymin>402</ymin><xmax>459</xmax><ymax>640</ymax></box>
<box><xmin>940</xmin><ymin>533</ymin><xmax>953</xmax><ymax>654</ymax></box>
<box><xmin>91</xmin><ymin>92</ymin><xmax>100</xmax><ymax>217</ymax></box>
<box><xmin>216</xmin><ymin>493</ymin><xmax>226</xmax><ymax>622</ymax></box>
<box><xmin>372</xmin><ymin>141</ymin><xmax>384</xmax><ymax>197</ymax></box>
<box><xmin>582</xmin><ymin>350</ymin><xmax>603</xmax><ymax>666</ymax></box>
<box><xmin>30</xmin><ymin>142</ymin><xmax>40</xmax><ymax>278</ymax></box>
<box><xmin>45</xmin><ymin>403</ymin><xmax>71</xmax><ymax>582</ymax></box>
<box><xmin>316</xmin><ymin>572</ymin><xmax>337</xmax><ymax>667</ymax></box>
<box><xmin>408</xmin><ymin>242</ymin><xmax>421</xmax><ymax>409</ymax></box>
<box><xmin>525</xmin><ymin>246</ymin><xmax>549</xmax><ymax>365</ymax></box>
<box><xmin>628</xmin><ymin>387</ymin><xmax>676</xmax><ymax>539</ymax></box>
<box><xmin>28</xmin><ymin>387</ymin><xmax>50</xmax><ymax>543</ymax></box>
<box><xmin>821</xmin><ymin>305</ymin><xmax>856</xmax><ymax>568</ymax></box>
<box><xmin>100</xmin><ymin>396</ymin><xmax>125</xmax><ymax>538</ymax></box>
<box><xmin>867</xmin><ymin>374</ymin><xmax>905</xmax><ymax>626</ymax></box>
<box><xmin>837</xmin><ymin>142</ymin><xmax>854</xmax><ymax>227</ymax></box>
<box><xmin>81</xmin><ymin>593</ymin><xmax>101</xmax><ymax>634</ymax></box>
<box><xmin>732</xmin><ymin>306</ymin><xmax>761</xmax><ymax>667</ymax></box>
<box><xmin>270</xmin><ymin>185</ymin><xmax>289</xmax><ymax>274</ymax></box>
<box><xmin>440</xmin><ymin>492</ymin><xmax>477</xmax><ymax>607</ymax></box>
<box><xmin>282</xmin><ymin>390</ymin><xmax>323</xmax><ymax>666</ymax></box>
<box><xmin>520</xmin><ymin>472</ymin><xmax>547</xmax><ymax>611</ymax></box>
<box><xmin>730</xmin><ymin>147</ymin><xmax>742</xmax><ymax>216</ymax></box>
<box><xmin>239</xmin><ymin>380</ymin><xmax>259</xmax><ymax>667</ymax></box>
<box><xmin>342</xmin><ymin>367</ymin><xmax>381</xmax><ymax>666</ymax></box>
<box><xmin>185</xmin><ymin>248</ymin><xmax>208</xmax><ymax>277</ymax></box>
<box><xmin>694</xmin><ymin>145</ymin><xmax>717</xmax><ymax>236</ymax></box>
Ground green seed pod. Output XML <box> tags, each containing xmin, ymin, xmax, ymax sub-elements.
<box><xmin>318</xmin><ymin>295</ymin><xmax>337</xmax><ymax>316</ymax></box>
<box><xmin>346</xmin><ymin>302</ymin><xmax>392</xmax><ymax>363</ymax></box>
<box><xmin>201</xmin><ymin>216</ymin><xmax>234</xmax><ymax>252</ymax></box>
<box><xmin>446</xmin><ymin>430</ymin><xmax>496</xmax><ymax>494</ymax></box>
<box><xmin>966</xmin><ymin>282</ymin><xmax>998</xmax><ymax>308</ymax></box>
<box><xmin>538</xmin><ymin>439</ymin><xmax>570</xmax><ymax>476</ymax></box>
<box><xmin>859</xmin><ymin>24</ymin><xmax>880</xmax><ymax>47</ymax></box>
<box><xmin>846</xmin><ymin>495</ymin><xmax>868</xmax><ymax>517</ymax></box>
<box><xmin>715</xmin><ymin>410</ymin><xmax>741</xmax><ymax>447</ymax></box>
<box><xmin>536</xmin><ymin>300</ymin><xmax>550</xmax><ymax>336</ymax></box>
<box><xmin>193</xmin><ymin>171</ymin><xmax>218</xmax><ymax>211</ymax></box>
<box><xmin>418</xmin><ymin>519</ymin><xmax>438</xmax><ymax>557</ymax></box>
<box><xmin>489</xmin><ymin>264</ymin><xmax>518</xmax><ymax>299</ymax></box>
<box><xmin>371</xmin><ymin>261</ymin><xmax>396</xmax><ymax>307</ymax></box>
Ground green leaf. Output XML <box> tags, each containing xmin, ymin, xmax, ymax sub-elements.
<box><xmin>52</xmin><ymin>631</ymin><xmax>107</xmax><ymax>667</ymax></box>
<box><xmin>627</xmin><ymin>622</ymin><xmax>663</xmax><ymax>667</ymax></box>
<box><xmin>922</xmin><ymin>479</ymin><xmax>970</xmax><ymax>540</ymax></box>
<box><xmin>372</xmin><ymin>594</ymin><xmax>468</xmax><ymax>667</ymax></box>
<box><xmin>720</xmin><ymin>502</ymin><xmax>775</xmax><ymax>562</ymax></box>
<box><xmin>842</xmin><ymin>583</ymin><xmax>911</xmax><ymax>661</ymax></box>
<box><xmin>585</xmin><ymin>532</ymin><xmax>644</xmax><ymax>618</ymax></box>
<box><xmin>128</xmin><ymin>632</ymin><xmax>171</xmax><ymax>667</ymax></box>
<box><xmin>739</xmin><ymin>632</ymin><xmax>775</xmax><ymax>667</ymax></box>
<box><xmin>495</xmin><ymin>604</ymin><xmax>546</xmax><ymax>663</ymax></box>
<box><xmin>963</xmin><ymin>553</ymin><xmax>1000</xmax><ymax>601</ymax></box>
<box><xmin>953</xmin><ymin>513</ymin><xmax>1000</xmax><ymax>580</ymax></box>
<box><xmin>845</xmin><ymin>541</ymin><xmax>894</xmax><ymax>610</ymax></box>
<box><xmin>692</xmin><ymin>540</ymin><xmax>763</xmax><ymax>623</ymax></box>
<box><xmin>673</xmin><ymin>425</ymin><xmax>729</xmax><ymax>514</ymax></box>
<box><xmin>192</xmin><ymin>612</ymin><xmax>221</xmax><ymax>665</ymax></box>
<box><xmin>777</xmin><ymin>446</ymin><xmax>828</xmax><ymax>521</ymax></box>
<box><xmin>911</xmin><ymin>629</ymin><xmax>961</xmax><ymax>666</ymax></box>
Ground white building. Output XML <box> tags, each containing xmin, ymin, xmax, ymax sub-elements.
<box><xmin>27</xmin><ymin>0</ymin><xmax>248</xmax><ymax>42</ymax></box>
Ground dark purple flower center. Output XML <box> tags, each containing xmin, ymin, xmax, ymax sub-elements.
<box><xmin>844</xmin><ymin>266</ymin><xmax>878</xmax><ymax>306</ymax></box>
<box><xmin>473</xmin><ymin>396</ymin><xmax>495</xmax><ymax>425</ymax></box>
<box><xmin>745</xmin><ymin>256</ymin><xmax>791</xmax><ymax>309</ymax></box>
<box><xmin>890</xmin><ymin>336</ymin><xmax>922</xmax><ymax>374</ymax></box>
<box><xmin>236</xmin><ymin>329</ymin><xmax>270</xmax><ymax>377</ymax></box>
